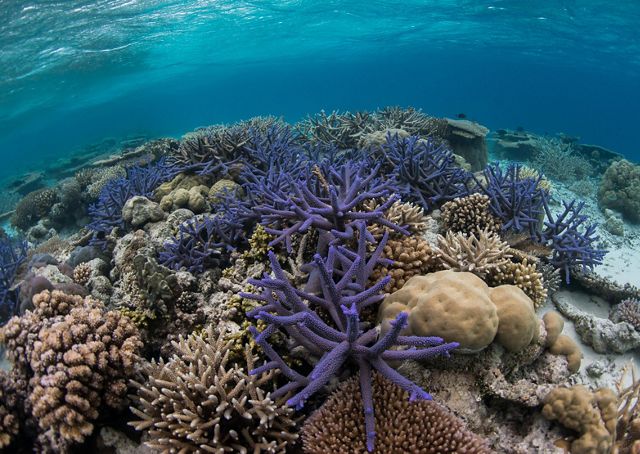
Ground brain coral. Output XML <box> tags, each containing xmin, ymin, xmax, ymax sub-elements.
<box><xmin>302</xmin><ymin>371</ymin><xmax>491</xmax><ymax>454</ymax></box>
<box><xmin>598</xmin><ymin>159</ymin><xmax>640</xmax><ymax>223</ymax></box>
<box><xmin>379</xmin><ymin>270</ymin><xmax>499</xmax><ymax>352</ymax></box>
<box><xmin>378</xmin><ymin>270</ymin><xmax>540</xmax><ymax>353</ymax></box>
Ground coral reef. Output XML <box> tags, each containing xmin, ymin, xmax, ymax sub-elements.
<box><xmin>241</xmin><ymin>240</ymin><xmax>458</xmax><ymax>452</ymax></box>
<box><xmin>362</xmin><ymin>198</ymin><xmax>429</xmax><ymax>239</ymax></box>
<box><xmin>0</xmin><ymin>236</ymin><xmax>28</xmax><ymax>323</ymax></box>
<box><xmin>440</xmin><ymin>193</ymin><xmax>502</xmax><ymax>235</ymax></box>
<box><xmin>369</xmin><ymin>236</ymin><xmax>437</xmax><ymax>293</ymax></box>
<box><xmin>612</xmin><ymin>300</ymin><xmax>640</xmax><ymax>331</ymax></box>
<box><xmin>531</xmin><ymin>136</ymin><xmax>593</xmax><ymax>182</ymax></box>
<box><xmin>542</xmin><ymin>385</ymin><xmax>617</xmax><ymax>454</ymax></box>
<box><xmin>11</xmin><ymin>188</ymin><xmax>58</xmax><ymax>230</ymax></box>
<box><xmin>486</xmin><ymin>259</ymin><xmax>548</xmax><ymax>309</ymax></box>
<box><xmin>434</xmin><ymin>228</ymin><xmax>511</xmax><ymax>278</ymax></box>
<box><xmin>598</xmin><ymin>159</ymin><xmax>640</xmax><ymax>223</ymax></box>
<box><xmin>0</xmin><ymin>290</ymin><xmax>141</xmax><ymax>450</ymax></box>
<box><xmin>302</xmin><ymin>372</ymin><xmax>491</xmax><ymax>453</ymax></box>
<box><xmin>129</xmin><ymin>326</ymin><xmax>298</xmax><ymax>453</ymax></box>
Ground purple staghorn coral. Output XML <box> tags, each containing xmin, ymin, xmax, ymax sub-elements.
<box><xmin>380</xmin><ymin>133</ymin><xmax>468</xmax><ymax>211</ymax></box>
<box><xmin>254</xmin><ymin>161</ymin><xmax>408</xmax><ymax>253</ymax></box>
<box><xmin>241</xmin><ymin>224</ymin><xmax>458</xmax><ymax>452</ymax></box>
<box><xmin>537</xmin><ymin>198</ymin><xmax>607</xmax><ymax>283</ymax></box>
<box><xmin>158</xmin><ymin>215</ymin><xmax>240</xmax><ymax>274</ymax></box>
<box><xmin>470</xmin><ymin>163</ymin><xmax>547</xmax><ymax>234</ymax></box>
<box><xmin>88</xmin><ymin>159</ymin><xmax>179</xmax><ymax>244</ymax></box>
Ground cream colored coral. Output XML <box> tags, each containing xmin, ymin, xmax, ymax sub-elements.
<box><xmin>129</xmin><ymin>326</ymin><xmax>298</xmax><ymax>453</ymax></box>
<box><xmin>549</xmin><ymin>335</ymin><xmax>583</xmax><ymax>374</ymax></box>
<box><xmin>487</xmin><ymin>259</ymin><xmax>548</xmax><ymax>309</ymax></box>
<box><xmin>440</xmin><ymin>194</ymin><xmax>502</xmax><ymax>235</ymax></box>
<box><xmin>73</xmin><ymin>262</ymin><xmax>92</xmax><ymax>285</ymax></box>
<box><xmin>543</xmin><ymin>311</ymin><xmax>564</xmax><ymax>347</ymax></box>
<box><xmin>490</xmin><ymin>285</ymin><xmax>539</xmax><ymax>352</ymax></box>
<box><xmin>434</xmin><ymin>228</ymin><xmax>511</xmax><ymax>278</ymax></box>
<box><xmin>379</xmin><ymin>270</ymin><xmax>499</xmax><ymax>352</ymax></box>
<box><xmin>369</xmin><ymin>236</ymin><xmax>437</xmax><ymax>292</ymax></box>
<box><xmin>543</xmin><ymin>385</ymin><xmax>617</xmax><ymax>454</ymax></box>
<box><xmin>379</xmin><ymin>270</ymin><xmax>541</xmax><ymax>354</ymax></box>
<box><xmin>362</xmin><ymin>198</ymin><xmax>429</xmax><ymax>239</ymax></box>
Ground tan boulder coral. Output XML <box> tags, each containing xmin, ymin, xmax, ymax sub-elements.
<box><xmin>209</xmin><ymin>178</ymin><xmax>242</xmax><ymax>203</ymax></box>
<box><xmin>379</xmin><ymin>270</ymin><xmax>499</xmax><ymax>352</ymax></box>
<box><xmin>490</xmin><ymin>285</ymin><xmax>539</xmax><ymax>352</ymax></box>
<box><xmin>549</xmin><ymin>335</ymin><xmax>583</xmax><ymax>374</ymax></box>
<box><xmin>379</xmin><ymin>270</ymin><xmax>541</xmax><ymax>354</ymax></box>
<box><xmin>598</xmin><ymin>159</ymin><xmax>640</xmax><ymax>223</ymax></box>
<box><xmin>543</xmin><ymin>385</ymin><xmax>617</xmax><ymax>454</ymax></box>
<box><xmin>160</xmin><ymin>185</ymin><xmax>209</xmax><ymax>213</ymax></box>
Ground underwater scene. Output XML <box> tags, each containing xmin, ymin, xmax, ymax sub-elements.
<box><xmin>1</xmin><ymin>1</ymin><xmax>640</xmax><ymax>453</ymax></box>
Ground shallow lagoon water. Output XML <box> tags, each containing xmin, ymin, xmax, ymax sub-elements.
<box><xmin>1</xmin><ymin>2</ymin><xmax>640</xmax><ymax>453</ymax></box>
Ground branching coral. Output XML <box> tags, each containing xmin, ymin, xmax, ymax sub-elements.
<box><xmin>486</xmin><ymin>259</ymin><xmax>548</xmax><ymax>309</ymax></box>
<box><xmin>254</xmin><ymin>162</ymin><xmax>407</xmax><ymax>253</ymax></box>
<box><xmin>159</xmin><ymin>215</ymin><xmax>240</xmax><ymax>273</ymax></box>
<box><xmin>612</xmin><ymin>300</ymin><xmax>640</xmax><ymax>331</ymax></box>
<box><xmin>469</xmin><ymin>163</ymin><xmax>547</xmax><ymax>234</ymax></box>
<box><xmin>0</xmin><ymin>371</ymin><xmax>19</xmax><ymax>449</ymax></box>
<box><xmin>532</xmin><ymin>136</ymin><xmax>593</xmax><ymax>182</ymax></box>
<box><xmin>129</xmin><ymin>326</ymin><xmax>298</xmax><ymax>453</ymax></box>
<box><xmin>370</xmin><ymin>236</ymin><xmax>437</xmax><ymax>293</ymax></box>
<box><xmin>0</xmin><ymin>290</ymin><xmax>142</xmax><ymax>450</ymax></box>
<box><xmin>440</xmin><ymin>193</ymin><xmax>502</xmax><ymax>235</ymax></box>
<box><xmin>301</xmin><ymin>371</ymin><xmax>491</xmax><ymax>453</ymax></box>
<box><xmin>88</xmin><ymin>159</ymin><xmax>178</xmax><ymax>245</ymax></box>
<box><xmin>434</xmin><ymin>228</ymin><xmax>511</xmax><ymax>278</ymax></box>
<box><xmin>241</xmin><ymin>231</ymin><xmax>458</xmax><ymax>452</ymax></box>
<box><xmin>379</xmin><ymin>133</ymin><xmax>467</xmax><ymax>211</ymax></box>
<box><xmin>537</xmin><ymin>199</ymin><xmax>607</xmax><ymax>283</ymax></box>
<box><xmin>362</xmin><ymin>198</ymin><xmax>429</xmax><ymax>240</ymax></box>
<box><xmin>615</xmin><ymin>366</ymin><xmax>640</xmax><ymax>453</ymax></box>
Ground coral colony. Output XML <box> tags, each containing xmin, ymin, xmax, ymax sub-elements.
<box><xmin>5</xmin><ymin>108</ymin><xmax>634</xmax><ymax>453</ymax></box>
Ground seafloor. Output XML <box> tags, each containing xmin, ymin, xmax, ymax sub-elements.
<box><xmin>0</xmin><ymin>107</ymin><xmax>639</xmax><ymax>454</ymax></box>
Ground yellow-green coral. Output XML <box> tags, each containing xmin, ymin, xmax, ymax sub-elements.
<box><xmin>519</xmin><ymin>165</ymin><xmax>552</xmax><ymax>193</ymax></box>
<box><xmin>246</xmin><ymin>224</ymin><xmax>273</xmax><ymax>259</ymax></box>
<box><xmin>117</xmin><ymin>307</ymin><xmax>156</xmax><ymax>330</ymax></box>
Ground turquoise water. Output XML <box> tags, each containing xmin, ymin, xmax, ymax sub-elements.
<box><xmin>1</xmin><ymin>1</ymin><xmax>639</xmax><ymax>181</ymax></box>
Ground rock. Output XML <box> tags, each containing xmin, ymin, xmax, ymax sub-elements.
<box><xmin>444</xmin><ymin>119</ymin><xmax>489</xmax><ymax>172</ymax></box>
<box><xmin>552</xmin><ymin>292</ymin><xmax>640</xmax><ymax>353</ymax></box>
<box><xmin>122</xmin><ymin>196</ymin><xmax>166</xmax><ymax>227</ymax></box>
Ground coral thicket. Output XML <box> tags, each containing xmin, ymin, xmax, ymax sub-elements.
<box><xmin>302</xmin><ymin>371</ymin><xmax>491</xmax><ymax>454</ymax></box>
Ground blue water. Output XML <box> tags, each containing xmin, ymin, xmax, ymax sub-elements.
<box><xmin>1</xmin><ymin>1</ymin><xmax>639</xmax><ymax>181</ymax></box>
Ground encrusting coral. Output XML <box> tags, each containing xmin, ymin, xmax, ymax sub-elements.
<box><xmin>129</xmin><ymin>326</ymin><xmax>299</xmax><ymax>453</ymax></box>
<box><xmin>0</xmin><ymin>290</ymin><xmax>142</xmax><ymax>450</ymax></box>
<box><xmin>543</xmin><ymin>385</ymin><xmax>617</xmax><ymax>454</ymax></box>
<box><xmin>301</xmin><ymin>371</ymin><xmax>491</xmax><ymax>454</ymax></box>
<box><xmin>440</xmin><ymin>193</ymin><xmax>502</xmax><ymax>235</ymax></box>
<box><xmin>434</xmin><ymin>228</ymin><xmax>511</xmax><ymax>278</ymax></box>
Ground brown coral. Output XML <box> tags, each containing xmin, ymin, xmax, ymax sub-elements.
<box><xmin>302</xmin><ymin>371</ymin><xmax>491</xmax><ymax>454</ymax></box>
<box><xmin>434</xmin><ymin>228</ymin><xmax>511</xmax><ymax>278</ymax></box>
<box><xmin>440</xmin><ymin>194</ymin><xmax>502</xmax><ymax>235</ymax></box>
<box><xmin>543</xmin><ymin>385</ymin><xmax>617</xmax><ymax>454</ymax></box>
<box><xmin>616</xmin><ymin>366</ymin><xmax>640</xmax><ymax>453</ymax></box>
<box><xmin>72</xmin><ymin>262</ymin><xmax>92</xmax><ymax>286</ymax></box>
<box><xmin>0</xmin><ymin>290</ymin><xmax>142</xmax><ymax>449</ymax></box>
<box><xmin>11</xmin><ymin>188</ymin><xmax>58</xmax><ymax>230</ymax></box>
<box><xmin>129</xmin><ymin>326</ymin><xmax>298</xmax><ymax>453</ymax></box>
<box><xmin>362</xmin><ymin>198</ymin><xmax>429</xmax><ymax>239</ymax></box>
<box><xmin>370</xmin><ymin>236</ymin><xmax>437</xmax><ymax>292</ymax></box>
<box><xmin>486</xmin><ymin>259</ymin><xmax>548</xmax><ymax>309</ymax></box>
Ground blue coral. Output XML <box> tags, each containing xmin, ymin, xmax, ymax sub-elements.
<box><xmin>241</xmin><ymin>224</ymin><xmax>458</xmax><ymax>452</ymax></box>
<box><xmin>88</xmin><ymin>159</ymin><xmax>178</xmax><ymax>245</ymax></box>
<box><xmin>159</xmin><ymin>215</ymin><xmax>240</xmax><ymax>273</ymax></box>
<box><xmin>470</xmin><ymin>163</ymin><xmax>547</xmax><ymax>234</ymax></box>
<box><xmin>253</xmin><ymin>161</ymin><xmax>408</xmax><ymax>252</ymax></box>
<box><xmin>0</xmin><ymin>236</ymin><xmax>28</xmax><ymax>323</ymax></box>
<box><xmin>537</xmin><ymin>198</ymin><xmax>607</xmax><ymax>283</ymax></box>
<box><xmin>380</xmin><ymin>133</ymin><xmax>468</xmax><ymax>211</ymax></box>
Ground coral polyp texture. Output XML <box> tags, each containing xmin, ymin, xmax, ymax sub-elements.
<box><xmin>129</xmin><ymin>326</ymin><xmax>298</xmax><ymax>453</ymax></box>
<box><xmin>0</xmin><ymin>290</ymin><xmax>142</xmax><ymax>451</ymax></box>
<box><xmin>241</xmin><ymin>239</ymin><xmax>458</xmax><ymax>452</ymax></box>
<box><xmin>440</xmin><ymin>193</ymin><xmax>502</xmax><ymax>235</ymax></box>
<box><xmin>301</xmin><ymin>372</ymin><xmax>491</xmax><ymax>454</ymax></box>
